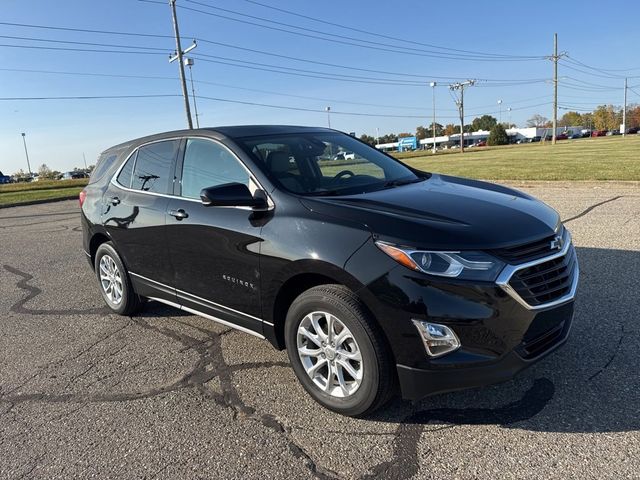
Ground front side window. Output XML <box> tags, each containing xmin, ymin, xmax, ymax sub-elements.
<box><xmin>237</xmin><ymin>131</ymin><xmax>422</xmax><ymax>196</ymax></box>
<box><xmin>180</xmin><ymin>138</ymin><xmax>250</xmax><ymax>199</ymax></box>
<box><xmin>131</xmin><ymin>140</ymin><xmax>179</xmax><ymax>194</ymax></box>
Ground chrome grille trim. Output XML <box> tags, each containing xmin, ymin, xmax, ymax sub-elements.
<box><xmin>496</xmin><ymin>230</ymin><xmax>579</xmax><ymax>310</ymax></box>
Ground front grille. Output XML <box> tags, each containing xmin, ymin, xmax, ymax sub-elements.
<box><xmin>508</xmin><ymin>247</ymin><xmax>577</xmax><ymax>307</ymax></box>
<box><xmin>490</xmin><ymin>233</ymin><xmax>559</xmax><ymax>264</ymax></box>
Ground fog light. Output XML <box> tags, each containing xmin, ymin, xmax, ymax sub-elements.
<box><xmin>411</xmin><ymin>320</ymin><xmax>460</xmax><ymax>358</ymax></box>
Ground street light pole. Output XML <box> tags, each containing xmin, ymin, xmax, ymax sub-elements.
<box><xmin>326</xmin><ymin>106</ymin><xmax>331</xmax><ymax>128</ymax></box>
<box><xmin>21</xmin><ymin>133</ymin><xmax>32</xmax><ymax>178</ymax></box>
<box><xmin>430</xmin><ymin>81</ymin><xmax>437</xmax><ymax>153</ymax></box>
<box><xmin>498</xmin><ymin>99</ymin><xmax>503</xmax><ymax>125</ymax></box>
<box><xmin>507</xmin><ymin>107</ymin><xmax>512</xmax><ymax>127</ymax></box>
<box><xmin>376</xmin><ymin>127</ymin><xmax>380</xmax><ymax>146</ymax></box>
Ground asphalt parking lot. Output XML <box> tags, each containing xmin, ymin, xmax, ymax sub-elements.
<box><xmin>1</xmin><ymin>182</ymin><xmax>638</xmax><ymax>479</ymax></box>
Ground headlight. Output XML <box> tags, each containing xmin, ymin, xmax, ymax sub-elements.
<box><xmin>375</xmin><ymin>241</ymin><xmax>505</xmax><ymax>281</ymax></box>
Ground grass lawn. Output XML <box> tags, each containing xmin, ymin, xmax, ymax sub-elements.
<box><xmin>393</xmin><ymin>135</ymin><xmax>640</xmax><ymax>181</ymax></box>
<box><xmin>0</xmin><ymin>179</ymin><xmax>87</xmax><ymax>206</ymax></box>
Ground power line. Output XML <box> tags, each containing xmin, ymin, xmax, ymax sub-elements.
<box><xmin>0</xmin><ymin>43</ymin><xmax>164</xmax><ymax>55</ymax></box>
<box><xmin>140</xmin><ymin>0</ymin><xmax>544</xmax><ymax>62</ymax></box>
<box><xmin>238</xmin><ymin>0</ymin><xmax>542</xmax><ymax>59</ymax></box>
<box><xmin>181</xmin><ymin>0</ymin><xmax>543</xmax><ymax>61</ymax></box>
<box><xmin>0</xmin><ymin>66</ymin><xmax>556</xmax><ymax>114</ymax></box>
<box><xmin>0</xmin><ymin>94</ymin><xmax>180</xmax><ymax>100</ymax></box>
<box><xmin>0</xmin><ymin>34</ymin><xmax>166</xmax><ymax>51</ymax></box>
<box><xmin>0</xmin><ymin>22</ymin><xmax>551</xmax><ymax>83</ymax></box>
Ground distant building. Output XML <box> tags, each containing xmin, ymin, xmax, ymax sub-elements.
<box><xmin>376</xmin><ymin>126</ymin><xmax>585</xmax><ymax>151</ymax></box>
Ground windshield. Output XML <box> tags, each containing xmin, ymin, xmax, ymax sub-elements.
<box><xmin>236</xmin><ymin>131</ymin><xmax>424</xmax><ymax>196</ymax></box>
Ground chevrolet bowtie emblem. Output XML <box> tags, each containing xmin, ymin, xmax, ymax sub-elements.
<box><xmin>550</xmin><ymin>235</ymin><xmax>564</xmax><ymax>250</ymax></box>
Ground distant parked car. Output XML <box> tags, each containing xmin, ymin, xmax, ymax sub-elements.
<box><xmin>556</xmin><ymin>133</ymin><xmax>569</xmax><ymax>140</ymax></box>
<box><xmin>627</xmin><ymin>127</ymin><xmax>639</xmax><ymax>134</ymax></box>
<box><xmin>606</xmin><ymin>130</ymin><xmax>620</xmax><ymax>136</ymax></box>
<box><xmin>331</xmin><ymin>151</ymin><xmax>356</xmax><ymax>161</ymax></box>
<box><xmin>475</xmin><ymin>140</ymin><xmax>487</xmax><ymax>147</ymax></box>
<box><xmin>568</xmin><ymin>133</ymin><xmax>582</xmax><ymax>139</ymax></box>
<box><xmin>591</xmin><ymin>130</ymin><xmax>608</xmax><ymax>137</ymax></box>
<box><xmin>0</xmin><ymin>171</ymin><xmax>12</xmax><ymax>184</ymax></box>
<box><xmin>59</xmin><ymin>171</ymin><xmax>89</xmax><ymax>180</ymax></box>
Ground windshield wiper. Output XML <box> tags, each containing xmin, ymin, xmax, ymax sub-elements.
<box><xmin>311</xmin><ymin>189</ymin><xmax>342</xmax><ymax>196</ymax></box>
<box><xmin>382</xmin><ymin>177</ymin><xmax>423</xmax><ymax>188</ymax></box>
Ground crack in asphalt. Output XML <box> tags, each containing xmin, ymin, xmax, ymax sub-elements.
<box><xmin>588</xmin><ymin>324</ymin><xmax>625</xmax><ymax>381</ymax></box>
<box><xmin>3</xmin><ymin>265</ymin><xmax>108</xmax><ymax>316</ymax></box>
<box><xmin>2</xmin><ymin>263</ymin><xmax>557</xmax><ymax>479</ymax></box>
<box><xmin>562</xmin><ymin>196</ymin><xmax>625</xmax><ymax>224</ymax></box>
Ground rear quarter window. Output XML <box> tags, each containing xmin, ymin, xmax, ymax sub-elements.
<box><xmin>89</xmin><ymin>153</ymin><xmax>118</xmax><ymax>184</ymax></box>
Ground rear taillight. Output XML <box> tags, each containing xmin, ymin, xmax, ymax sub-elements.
<box><xmin>79</xmin><ymin>189</ymin><xmax>87</xmax><ymax>208</ymax></box>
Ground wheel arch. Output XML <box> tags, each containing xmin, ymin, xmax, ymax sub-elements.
<box><xmin>264</xmin><ymin>260</ymin><xmax>370</xmax><ymax>350</ymax></box>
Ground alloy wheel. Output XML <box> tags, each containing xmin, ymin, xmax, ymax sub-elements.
<box><xmin>99</xmin><ymin>254</ymin><xmax>123</xmax><ymax>305</ymax></box>
<box><xmin>296</xmin><ymin>311</ymin><xmax>363</xmax><ymax>397</ymax></box>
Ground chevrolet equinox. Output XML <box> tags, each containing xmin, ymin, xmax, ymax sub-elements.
<box><xmin>81</xmin><ymin>126</ymin><xmax>579</xmax><ymax>416</ymax></box>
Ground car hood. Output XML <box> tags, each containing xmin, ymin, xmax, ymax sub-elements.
<box><xmin>300</xmin><ymin>174</ymin><xmax>560</xmax><ymax>250</ymax></box>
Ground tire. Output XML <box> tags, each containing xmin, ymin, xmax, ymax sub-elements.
<box><xmin>94</xmin><ymin>242</ymin><xmax>142</xmax><ymax>316</ymax></box>
<box><xmin>284</xmin><ymin>284</ymin><xmax>396</xmax><ymax>417</ymax></box>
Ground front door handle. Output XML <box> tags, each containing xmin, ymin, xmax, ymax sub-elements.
<box><xmin>168</xmin><ymin>209</ymin><xmax>189</xmax><ymax>220</ymax></box>
<box><xmin>109</xmin><ymin>196</ymin><xmax>120</xmax><ymax>206</ymax></box>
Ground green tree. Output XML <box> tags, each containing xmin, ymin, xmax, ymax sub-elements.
<box><xmin>416</xmin><ymin>123</ymin><xmax>444</xmax><ymax>139</ymax></box>
<box><xmin>559</xmin><ymin>111</ymin><xmax>583</xmax><ymax>127</ymax></box>
<box><xmin>359</xmin><ymin>134</ymin><xmax>376</xmax><ymax>146</ymax></box>
<box><xmin>471</xmin><ymin>115</ymin><xmax>497</xmax><ymax>132</ymax></box>
<box><xmin>487</xmin><ymin>124</ymin><xmax>509</xmax><ymax>146</ymax></box>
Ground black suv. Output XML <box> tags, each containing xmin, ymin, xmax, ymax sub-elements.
<box><xmin>81</xmin><ymin>126</ymin><xmax>579</xmax><ymax>416</ymax></box>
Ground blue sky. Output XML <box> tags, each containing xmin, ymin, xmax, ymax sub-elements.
<box><xmin>1</xmin><ymin>0</ymin><xmax>638</xmax><ymax>173</ymax></box>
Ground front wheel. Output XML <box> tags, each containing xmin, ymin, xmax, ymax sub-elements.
<box><xmin>94</xmin><ymin>242</ymin><xmax>142</xmax><ymax>316</ymax></box>
<box><xmin>284</xmin><ymin>285</ymin><xmax>396</xmax><ymax>417</ymax></box>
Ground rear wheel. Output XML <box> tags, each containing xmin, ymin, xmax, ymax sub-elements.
<box><xmin>284</xmin><ymin>285</ymin><xmax>396</xmax><ymax>417</ymax></box>
<box><xmin>95</xmin><ymin>242</ymin><xmax>142</xmax><ymax>316</ymax></box>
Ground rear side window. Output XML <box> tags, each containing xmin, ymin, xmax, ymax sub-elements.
<box><xmin>180</xmin><ymin>139</ymin><xmax>250</xmax><ymax>199</ymax></box>
<box><xmin>89</xmin><ymin>153</ymin><xmax>117</xmax><ymax>184</ymax></box>
<box><xmin>131</xmin><ymin>140</ymin><xmax>179</xmax><ymax>194</ymax></box>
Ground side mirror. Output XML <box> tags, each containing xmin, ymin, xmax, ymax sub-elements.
<box><xmin>200</xmin><ymin>182</ymin><xmax>268</xmax><ymax>210</ymax></box>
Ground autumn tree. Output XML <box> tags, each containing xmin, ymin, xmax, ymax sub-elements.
<box><xmin>559</xmin><ymin>111</ymin><xmax>583</xmax><ymax>127</ymax></box>
<box><xmin>443</xmin><ymin>124</ymin><xmax>458</xmax><ymax>136</ymax></box>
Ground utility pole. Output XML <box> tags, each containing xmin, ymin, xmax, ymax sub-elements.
<box><xmin>185</xmin><ymin>58</ymin><xmax>200</xmax><ymax>128</ymax></box>
<box><xmin>169</xmin><ymin>0</ymin><xmax>196</xmax><ymax>129</ymax></box>
<box><xmin>82</xmin><ymin>152</ymin><xmax>88</xmax><ymax>170</ymax></box>
<box><xmin>623</xmin><ymin>78</ymin><xmax>628</xmax><ymax>137</ymax></box>
<box><xmin>549</xmin><ymin>33</ymin><xmax>566</xmax><ymax>145</ymax></box>
<box><xmin>20</xmin><ymin>133</ymin><xmax>32</xmax><ymax>178</ymax></box>
<box><xmin>376</xmin><ymin>127</ymin><xmax>380</xmax><ymax>146</ymax></box>
<box><xmin>430</xmin><ymin>81</ymin><xmax>437</xmax><ymax>153</ymax></box>
<box><xmin>449</xmin><ymin>80</ymin><xmax>476</xmax><ymax>153</ymax></box>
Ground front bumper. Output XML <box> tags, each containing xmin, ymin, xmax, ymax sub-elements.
<box><xmin>347</xmin><ymin>237</ymin><xmax>579</xmax><ymax>401</ymax></box>
<box><xmin>396</xmin><ymin>302</ymin><xmax>574</xmax><ymax>400</ymax></box>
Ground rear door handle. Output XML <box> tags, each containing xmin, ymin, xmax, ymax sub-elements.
<box><xmin>109</xmin><ymin>196</ymin><xmax>120</xmax><ymax>206</ymax></box>
<box><xmin>168</xmin><ymin>209</ymin><xmax>189</xmax><ymax>220</ymax></box>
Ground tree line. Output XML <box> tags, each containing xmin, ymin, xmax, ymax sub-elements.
<box><xmin>359</xmin><ymin>103</ymin><xmax>640</xmax><ymax>146</ymax></box>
